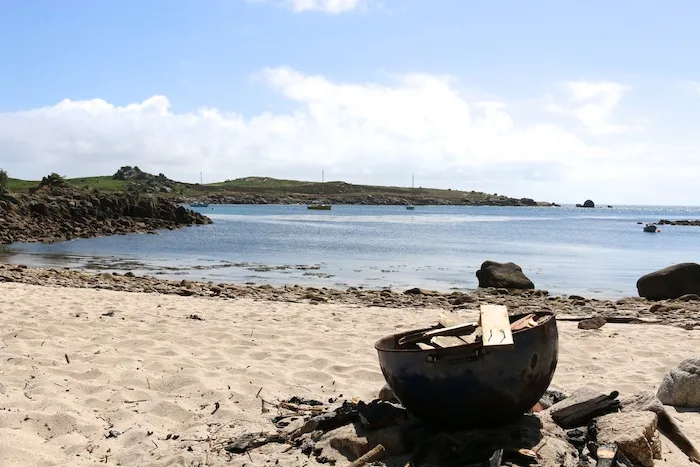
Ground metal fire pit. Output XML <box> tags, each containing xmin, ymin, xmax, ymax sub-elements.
<box><xmin>374</xmin><ymin>311</ymin><xmax>558</xmax><ymax>430</ymax></box>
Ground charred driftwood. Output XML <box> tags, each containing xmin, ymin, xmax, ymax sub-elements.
<box><xmin>550</xmin><ymin>391</ymin><xmax>621</xmax><ymax>429</ymax></box>
<box><xmin>224</xmin><ymin>432</ymin><xmax>287</xmax><ymax>453</ymax></box>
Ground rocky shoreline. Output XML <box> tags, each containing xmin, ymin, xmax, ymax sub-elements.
<box><xmin>174</xmin><ymin>193</ymin><xmax>559</xmax><ymax>207</ymax></box>
<box><xmin>0</xmin><ymin>184</ymin><xmax>211</xmax><ymax>244</ymax></box>
<box><xmin>1</xmin><ymin>263</ymin><xmax>699</xmax><ymax>329</ymax></box>
<box><xmin>658</xmin><ymin>219</ymin><xmax>700</xmax><ymax>227</ymax></box>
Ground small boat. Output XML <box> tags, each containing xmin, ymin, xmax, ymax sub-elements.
<box><xmin>307</xmin><ymin>170</ymin><xmax>332</xmax><ymax>210</ymax></box>
<box><xmin>307</xmin><ymin>203</ymin><xmax>331</xmax><ymax>210</ymax></box>
<box><xmin>405</xmin><ymin>173</ymin><xmax>416</xmax><ymax>210</ymax></box>
<box><xmin>643</xmin><ymin>223</ymin><xmax>659</xmax><ymax>233</ymax></box>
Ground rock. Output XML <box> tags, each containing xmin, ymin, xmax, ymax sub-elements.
<box><xmin>678</xmin><ymin>293</ymin><xmax>700</xmax><ymax>302</ymax></box>
<box><xmin>475</xmin><ymin>260</ymin><xmax>535</xmax><ymax>289</ymax></box>
<box><xmin>403</xmin><ymin>287</ymin><xmax>438</xmax><ymax>295</ymax></box>
<box><xmin>577</xmin><ymin>316</ymin><xmax>606</xmax><ymax>330</ymax></box>
<box><xmin>322</xmin><ymin>422</ymin><xmax>408</xmax><ymax>461</ymax></box>
<box><xmin>595</xmin><ymin>411</ymin><xmax>662</xmax><ymax>467</ymax></box>
<box><xmin>637</xmin><ymin>263</ymin><xmax>700</xmax><ymax>300</ymax></box>
<box><xmin>538</xmin><ymin>387</ymin><xmax>569</xmax><ymax>409</ymax></box>
<box><xmin>0</xmin><ymin>183</ymin><xmax>212</xmax><ymax>245</ymax></box>
<box><xmin>377</xmin><ymin>384</ymin><xmax>398</xmax><ymax>403</ymax></box>
<box><xmin>620</xmin><ymin>391</ymin><xmax>700</xmax><ymax>463</ymax></box>
<box><xmin>657</xmin><ymin>358</ymin><xmax>700</xmax><ymax>407</ymax></box>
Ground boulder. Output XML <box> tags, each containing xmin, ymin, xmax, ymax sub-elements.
<box><xmin>577</xmin><ymin>316</ymin><xmax>606</xmax><ymax>330</ymax></box>
<box><xmin>595</xmin><ymin>411</ymin><xmax>661</xmax><ymax>467</ymax></box>
<box><xmin>620</xmin><ymin>391</ymin><xmax>700</xmax><ymax>463</ymax></box>
<box><xmin>637</xmin><ymin>263</ymin><xmax>700</xmax><ymax>300</ymax></box>
<box><xmin>576</xmin><ymin>199</ymin><xmax>595</xmax><ymax>208</ymax></box>
<box><xmin>657</xmin><ymin>358</ymin><xmax>700</xmax><ymax>407</ymax></box>
<box><xmin>476</xmin><ymin>261</ymin><xmax>534</xmax><ymax>289</ymax></box>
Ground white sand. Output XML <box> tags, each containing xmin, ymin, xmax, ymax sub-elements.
<box><xmin>1</xmin><ymin>283</ymin><xmax>699</xmax><ymax>466</ymax></box>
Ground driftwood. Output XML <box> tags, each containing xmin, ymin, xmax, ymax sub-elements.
<box><xmin>289</xmin><ymin>401</ymin><xmax>358</xmax><ymax>439</ymax></box>
<box><xmin>349</xmin><ymin>444</ymin><xmax>386</xmax><ymax>467</ymax></box>
<box><xmin>555</xmin><ymin>316</ymin><xmax>660</xmax><ymax>325</ymax></box>
<box><xmin>551</xmin><ymin>391</ymin><xmax>621</xmax><ymax>429</ymax></box>
<box><xmin>224</xmin><ymin>432</ymin><xmax>287</xmax><ymax>453</ymax></box>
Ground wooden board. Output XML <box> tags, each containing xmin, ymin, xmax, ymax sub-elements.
<box><xmin>397</xmin><ymin>322</ymin><xmax>478</xmax><ymax>347</ymax></box>
<box><xmin>416</xmin><ymin>343</ymin><xmax>436</xmax><ymax>350</ymax></box>
<box><xmin>430</xmin><ymin>336</ymin><xmax>468</xmax><ymax>348</ymax></box>
<box><xmin>479</xmin><ymin>304</ymin><xmax>514</xmax><ymax>348</ymax></box>
<box><xmin>438</xmin><ymin>312</ymin><xmax>476</xmax><ymax>329</ymax></box>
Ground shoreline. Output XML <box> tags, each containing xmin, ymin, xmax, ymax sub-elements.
<box><xmin>1</xmin><ymin>263</ymin><xmax>698</xmax><ymax>329</ymax></box>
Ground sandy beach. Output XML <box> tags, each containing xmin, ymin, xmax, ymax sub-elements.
<box><xmin>1</xmin><ymin>281</ymin><xmax>699</xmax><ymax>466</ymax></box>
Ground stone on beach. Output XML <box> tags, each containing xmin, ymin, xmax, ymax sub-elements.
<box><xmin>637</xmin><ymin>262</ymin><xmax>700</xmax><ymax>300</ymax></box>
<box><xmin>657</xmin><ymin>357</ymin><xmax>700</xmax><ymax>407</ymax></box>
<box><xmin>595</xmin><ymin>411</ymin><xmax>662</xmax><ymax>467</ymax></box>
<box><xmin>475</xmin><ymin>260</ymin><xmax>535</xmax><ymax>290</ymax></box>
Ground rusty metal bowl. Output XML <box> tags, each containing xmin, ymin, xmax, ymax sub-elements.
<box><xmin>374</xmin><ymin>311</ymin><xmax>558</xmax><ymax>429</ymax></box>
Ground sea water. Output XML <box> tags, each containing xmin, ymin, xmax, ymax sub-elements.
<box><xmin>2</xmin><ymin>204</ymin><xmax>700</xmax><ymax>298</ymax></box>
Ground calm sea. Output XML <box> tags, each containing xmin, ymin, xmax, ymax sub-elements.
<box><xmin>2</xmin><ymin>204</ymin><xmax>700</xmax><ymax>298</ymax></box>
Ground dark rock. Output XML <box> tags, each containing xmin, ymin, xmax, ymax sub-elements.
<box><xmin>357</xmin><ymin>400</ymin><xmax>407</xmax><ymax>430</ymax></box>
<box><xmin>637</xmin><ymin>263</ymin><xmax>700</xmax><ymax>300</ymax></box>
<box><xmin>577</xmin><ymin>316</ymin><xmax>606</xmax><ymax>330</ymax></box>
<box><xmin>576</xmin><ymin>199</ymin><xmax>595</xmax><ymax>208</ymax></box>
<box><xmin>657</xmin><ymin>358</ymin><xmax>700</xmax><ymax>407</ymax></box>
<box><xmin>0</xmin><ymin>183</ymin><xmax>211</xmax><ymax>245</ymax></box>
<box><xmin>476</xmin><ymin>260</ymin><xmax>535</xmax><ymax>290</ymax></box>
<box><xmin>403</xmin><ymin>287</ymin><xmax>438</xmax><ymax>295</ymax></box>
<box><xmin>678</xmin><ymin>294</ymin><xmax>700</xmax><ymax>302</ymax></box>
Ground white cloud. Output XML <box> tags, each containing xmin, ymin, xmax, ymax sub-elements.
<box><xmin>547</xmin><ymin>81</ymin><xmax>632</xmax><ymax>135</ymax></box>
<box><xmin>0</xmin><ymin>67</ymin><xmax>697</xmax><ymax>205</ymax></box>
<box><xmin>679</xmin><ymin>79</ymin><xmax>700</xmax><ymax>94</ymax></box>
<box><xmin>256</xmin><ymin>0</ymin><xmax>367</xmax><ymax>14</ymax></box>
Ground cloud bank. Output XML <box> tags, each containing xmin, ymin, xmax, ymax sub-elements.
<box><xmin>0</xmin><ymin>67</ymin><xmax>697</xmax><ymax>205</ymax></box>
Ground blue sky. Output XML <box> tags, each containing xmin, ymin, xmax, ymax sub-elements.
<box><xmin>1</xmin><ymin>0</ymin><xmax>699</xmax><ymax>204</ymax></box>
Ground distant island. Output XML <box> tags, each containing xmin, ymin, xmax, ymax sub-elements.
<box><xmin>4</xmin><ymin>166</ymin><xmax>558</xmax><ymax>207</ymax></box>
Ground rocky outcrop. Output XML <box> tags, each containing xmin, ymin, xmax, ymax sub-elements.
<box><xmin>174</xmin><ymin>193</ymin><xmax>559</xmax><ymax>207</ymax></box>
<box><xmin>657</xmin><ymin>358</ymin><xmax>700</xmax><ymax>407</ymax></box>
<box><xmin>575</xmin><ymin>199</ymin><xmax>595</xmax><ymax>208</ymax></box>
<box><xmin>637</xmin><ymin>263</ymin><xmax>700</xmax><ymax>300</ymax></box>
<box><xmin>658</xmin><ymin>219</ymin><xmax>700</xmax><ymax>227</ymax></box>
<box><xmin>113</xmin><ymin>166</ymin><xmax>182</xmax><ymax>194</ymax></box>
<box><xmin>475</xmin><ymin>261</ymin><xmax>535</xmax><ymax>289</ymax></box>
<box><xmin>0</xmin><ymin>184</ymin><xmax>211</xmax><ymax>244</ymax></box>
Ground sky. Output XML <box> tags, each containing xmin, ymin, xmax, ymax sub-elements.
<box><xmin>0</xmin><ymin>0</ymin><xmax>699</xmax><ymax>205</ymax></box>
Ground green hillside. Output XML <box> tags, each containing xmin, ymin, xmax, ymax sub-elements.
<box><xmin>3</xmin><ymin>169</ymin><xmax>553</xmax><ymax>206</ymax></box>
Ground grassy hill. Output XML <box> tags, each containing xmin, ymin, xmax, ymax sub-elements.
<box><xmin>3</xmin><ymin>170</ymin><xmax>555</xmax><ymax>206</ymax></box>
